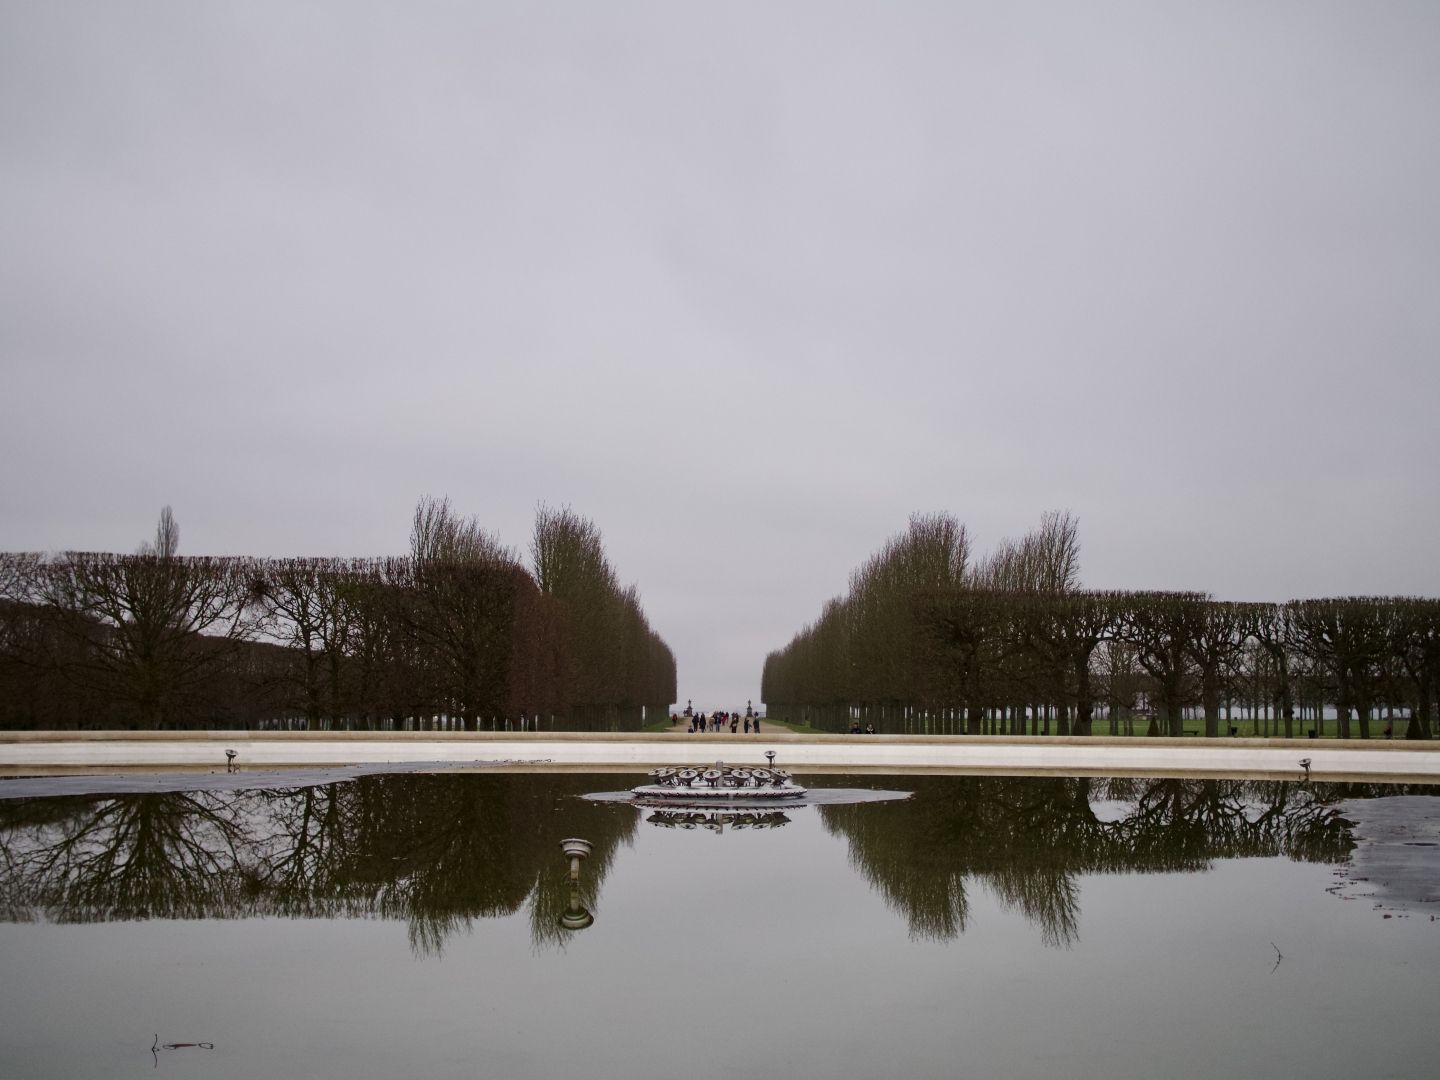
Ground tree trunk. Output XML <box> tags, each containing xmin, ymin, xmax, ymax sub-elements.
<box><xmin>1165</xmin><ymin>671</ymin><xmax>1184</xmax><ymax>737</ymax></box>
<box><xmin>1408</xmin><ymin>682</ymin><xmax>1432</xmax><ymax>739</ymax></box>
<box><xmin>1202</xmin><ymin>666</ymin><xmax>1220</xmax><ymax>738</ymax></box>
<box><xmin>1074</xmin><ymin>663</ymin><xmax>1094</xmax><ymax>737</ymax></box>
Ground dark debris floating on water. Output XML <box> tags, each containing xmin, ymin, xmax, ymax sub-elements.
<box><xmin>151</xmin><ymin>1033</ymin><xmax>214</xmax><ymax>1067</ymax></box>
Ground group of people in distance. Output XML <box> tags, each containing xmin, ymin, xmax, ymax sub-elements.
<box><xmin>849</xmin><ymin>721</ymin><xmax>877</xmax><ymax>735</ymax></box>
<box><xmin>672</xmin><ymin>700</ymin><xmax>760</xmax><ymax>735</ymax></box>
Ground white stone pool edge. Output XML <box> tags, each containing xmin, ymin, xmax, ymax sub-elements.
<box><xmin>2</xmin><ymin>732</ymin><xmax>1438</xmax><ymax>782</ymax></box>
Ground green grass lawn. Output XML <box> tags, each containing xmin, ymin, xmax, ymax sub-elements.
<box><xmin>1096</xmin><ymin>716</ymin><xmax>1410</xmax><ymax>739</ymax></box>
<box><xmin>751</xmin><ymin>716</ymin><xmax>824</xmax><ymax>734</ymax></box>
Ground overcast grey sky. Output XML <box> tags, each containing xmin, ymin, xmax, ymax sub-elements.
<box><xmin>3</xmin><ymin>2</ymin><xmax>1437</xmax><ymax>708</ymax></box>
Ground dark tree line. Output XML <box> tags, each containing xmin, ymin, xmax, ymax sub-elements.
<box><xmin>762</xmin><ymin>513</ymin><xmax>1439</xmax><ymax>738</ymax></box>
<box><xmin>0</xmin><ymin>501</ymin><xmax>676</xmax><ymax>731</ymax></box>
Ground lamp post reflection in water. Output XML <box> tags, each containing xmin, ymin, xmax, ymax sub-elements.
<box><xmin>558</xmin><ymin>838</ymin><xmax>594</xmax><ymax>931</ymax></box>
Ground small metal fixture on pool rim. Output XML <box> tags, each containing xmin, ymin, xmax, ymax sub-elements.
<box><xmin>765</xmin><ymin>750</ymin><xmax>776</xmax><ymax>767</ymax></box>
<box><xmin>1299</xmin><ymin>757</ymin><xmax>1312</xmax><ymax>781</ymax></box>
<box><xmin>225</xmin><ymin>749</ymin><xmax>237</xmax><ymax>772</ymax></box>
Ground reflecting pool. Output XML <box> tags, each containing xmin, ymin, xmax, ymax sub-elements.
<box><xmin>1</xmin><ymin>772</ymin><xmax>1437</xmax><ymax>1079</ymax></box>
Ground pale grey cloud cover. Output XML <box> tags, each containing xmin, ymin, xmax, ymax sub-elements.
<box><xmin>3</xmin><ymin>1</ymin><xmax>1437</xmax><ymax>707</ymax></box>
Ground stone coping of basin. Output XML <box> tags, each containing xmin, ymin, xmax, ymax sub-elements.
<box><xmin>2</xmin><ymin>730</ymin><xmax>1438</xmax><ymax>748</ymax></box>
<box><xmin>1</xmin><ymin>730</ymin><xmax>1438</xmax><ymax>782</ymax></box>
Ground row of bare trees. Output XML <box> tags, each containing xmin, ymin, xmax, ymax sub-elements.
<box><xmin>0</xmin><ymin>501</ymin><xmax>676</xmax><ymax>731</ymax></box>
<box><xmin>762</xmin><ymin>513</ymin><xmax>1439</xmax><ymax>738</ymax></box>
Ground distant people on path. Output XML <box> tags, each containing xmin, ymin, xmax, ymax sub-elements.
<box><xmin>675</xmin><ymin>708</ymin><xmax>770</xmax><ymax>734</ymax></box>
<box><xmin>865</xmin><ymin>723</ymin><xmax>876</xmax><ymax>735</ymax></box>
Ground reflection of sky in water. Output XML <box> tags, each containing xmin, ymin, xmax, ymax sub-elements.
<box><xmin>1086</xmin><ymin>798</ymin><xmax>1132</xmax><ymax>823</ymax></box>
<box><xmin>0</xmin><ymin>776</ymin><xmax>1437</xmax><ymax>1080</ymax></box>
<box><xmin>1088</xmin><ymin>796</ymin><xmax>1285</xmax><ymax>825</ymax></box>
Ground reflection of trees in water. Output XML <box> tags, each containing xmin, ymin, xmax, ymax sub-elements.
<box><xmin>4</xmin><ymin>774</ymin><xmax>1421</xmax><ymax>954</ymax></box>
<box><xmin>0</xmin><ymin>774</ymin><xmax>635</xmax><ymax>957</ymax></box>
<box><xmin>328</xmin><ymin>774</ymin><xmax>634</xmax><ymax>955</ymax></box>
<box><xmin>818</xmin><ymin>776</ymin><xmax>1408</xmax><ymax>948</ymax></box>
<box><xmin>0</xmin><ymin>792</ymin><xmax>245</xmax><ymax>921</ymax></box>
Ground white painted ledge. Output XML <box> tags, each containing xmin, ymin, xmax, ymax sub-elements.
<box><xmin>2</xmin><ymin>732</ymin><xmax>1437</xmax><ymax>781</ymax></box>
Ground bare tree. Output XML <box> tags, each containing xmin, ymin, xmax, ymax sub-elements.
<box><xmin>970</xmin><ymin>511</ymin><xmax>1080</xmax><ymax>594</ymax></box>
<box><xmin>1392</xmin><ymin>599</ymin><xmax>1440</xmax><ymax>738</ymax></box>
<box><xmin>28</xmin><ymin>511</ymin><xmax>260</xmax><ymax>728</ymax></box>
<box><xmin>1290</xmin><ymin>599</ymin><xmax>1388</xmax><ymax>738</ymax></box>
<box><xmin>411</xmin><ymin>495</ymin><xmax>510</xmax><ymax>567</ymax></box>
<box><xmin>1187</xmin><ymin>602</ymin><xmax>1251</xmax><ymax>738</ymax></box>
<box><xmin>136</xmin><ymin>506</ymin><xmax>180</xmax><ymax>560</ymax></box>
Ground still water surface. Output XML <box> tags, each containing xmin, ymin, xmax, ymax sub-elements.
<box><xmin>1</xmin><ymin>772</ymin><xmax>1436</xmax><ymax>1079</ymax></box>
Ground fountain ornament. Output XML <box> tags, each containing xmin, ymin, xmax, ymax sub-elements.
<box><xmin>630</xmin><ymin>761</ymin><xmax>807</xmax><ymax>804</ymax></box>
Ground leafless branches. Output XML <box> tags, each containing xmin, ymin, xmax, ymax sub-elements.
<box><xmin>0</xmin><ymin>501</ymin><xmax>676</xmax><ymax>731</ymax></box>
<box><xmin>764</xmin><ymin>513</ymin><xmax>1440</xmax><ymax>739</ymax></box>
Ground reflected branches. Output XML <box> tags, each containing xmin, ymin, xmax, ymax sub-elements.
<box><xmin>1</xmin><ymin>792</ymin><xmax>247</xmax><ymax>921</ymax></box>
<box><xmin>0</xmin><ymin>774</ymin><xmax>636</xmax><ymax>957</ymax></box>
<box><xmin>0</xmin><ymin>774</ymin><xmax>1412</xmax><ymax>955</ymax></box>
<box><xmin>819</xmin><ymin>776</ymin><xmax>1382</xmax><ymax>947</ymax></box>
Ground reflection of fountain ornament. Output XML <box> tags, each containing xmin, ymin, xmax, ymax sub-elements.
<box><xmin>631</xmin><ymin>762</ymin><xmax>807</xmax><ymax>804</ymax></box>
<box><xmin>558</xmin><ymin>838</ymin><xmax>594</xmax><ymax>931</ymax></box>
<box><xmin>646</xmin><ymin>809</ymin><xmax>791</xmax><ymax>832</ymax></box>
